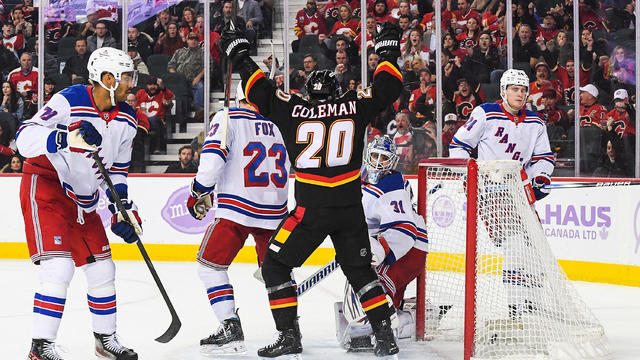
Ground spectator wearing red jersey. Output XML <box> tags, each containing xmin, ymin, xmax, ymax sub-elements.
<box><xmin>420</xmin><ymin>10</ymin><xmax>453</xmax><ymax>32</ymax></box>
<box><xmin>353</xmin><ymin>15</ymin><xmax>375</xmax><ymax>52</ymax></box>
<box><xmin>8</xmin><ymin>52</ymin><xmax>37</xmax><ymax>105</ymax></box>
<box><xmin>573</xmin><ymin>84</ymin><xmax>607</xmax><ymax>128</ymax></box>
<box><xmin>2</xmin><ymin>22</ymin><xmax>24</xmax><ymax>60</ymax></box>
<box><xmin>397</xmin><ymin>14</ymin><xmax>411</xmax><ymax>46</ymax></box>
<box><xmin>443</xmin><ymin>0</ymin><xmax>479</xmax><ymax>34</ymax></box>
<box><xmin>536</xmin><ymin>13</ymin><xmax>560</xmax><ymax>42</ymax></box>
<box><xmin>178</xmin><ymin>6</ymin><xmax>197</xmax><ymax>42</ymax></box>
<box><xmin>409</xmin><ymin>69</ymin><xmax>436</xmax><ymax>116</ymax></box>
<box><xmin>606</xmin><ymin>89</ymin><xmax>635</xmax><ymax>140</ymax></box>
<box><xmin>293</xmin><ymin>0</ymin><xmax>327</xmax><ymax>52</ymax></box>
<box><xmin>451</xmin><ymin>78</ymin><xmax>483</xmax><ymax>126</ymax></box>
<box><xmin>579</xmin><ymin>0</ymin><xmax>607</xmax><ymax>30</ymax></box>
<box><xmin>455</xmin><ymin>16</ymin><xmax>480</xmax><ymax>51</ymax></box>
<box><xmin>323</xmin><ymin>0</ymin><xmax>348</xmax><ymax>33</ymax></box>
<box><xmin>371</xmin><ymin>0</ymin><xmax>396</xmax><ymax>24</ymax></box>
<box><xmin>442</xmin><ymin>32</ymin><xmax>467</xmax><ymax>62</ymax></box>
<box><xmin>136</xmin><ymin>76</ymin><xmax>175</xmax><ymax>154</ymax></box>
<box><xmin>528</xmin><ymin>61</ymin><xmax>562</xmax><ymax>111</ymax></box>
<box><xmin>538</xmin><ymin>88</ymin><xmax>569</xmax><ymax>127</ymax></box>
<box><xmin>330</xmin><ymin>4</ymin><xmax>359</xmax><ymax>40</ymax></box>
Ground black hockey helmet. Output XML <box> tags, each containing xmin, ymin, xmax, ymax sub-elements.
<box><xmin>305</xmin><ymin>70</ymin><xmax>340</xmax><ymax>101</ymax></box>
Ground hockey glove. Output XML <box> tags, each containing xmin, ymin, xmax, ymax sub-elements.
<box><xmin>108</xmin><ymin>200</ymin><xmax>143</xmax><ymax>243</ymax></box>
<box><xmin>370</xmin><ymin>235</ymin><xmax>389</xmax><ymax>267</ymax></box>
<box><xmin>220</xmin><ymin>21</ymin><xmax>251</xmax><ymax>65</ymax></box>
<box><xmin>532</xmin><ymin>174</ymin><xmax>551</xmax><ymax>201</ymax></box>
<box><xmin>374</xmin><ymin>22</ymin><xmax>401</xmax><ymax>59</ymax></box>
<box><xmin>186</xmin><ymin>180</ymin><xmax>214</xmax><ymax>220</ymax></box>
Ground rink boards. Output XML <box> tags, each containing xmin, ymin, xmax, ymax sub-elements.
<box><xmin>0</xmin><ymin>174</ymin><xmax>638</xmax><ymax>286</ymax></box>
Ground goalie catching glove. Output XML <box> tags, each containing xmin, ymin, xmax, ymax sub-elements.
<box><xmin>108</xmin><ymin>200</ymin><xmax>143</xmax><ymax>243</ymax></box>
<box><xmin>220</xmin><ymin>21</ymin><xmax>251</xmax><ymax>65</ymax></box>
<box><xmin>187</xmin><ymin>180</ymin><xmax>214</xmax><ymax>220</ymax></box>
<box><xmin>374</xmin><ymin>22</ymin><xmax>401</xmax><ymax>59</ymax></box>
<box><xmin>46</xmin><ymin>120</ymin><xmax>103</xmax><ymax>153</ymax></box>
<box><xmin>532</xmin><ymin>174</ymin><xmax>551</xmax><ymax>200</ymax></box>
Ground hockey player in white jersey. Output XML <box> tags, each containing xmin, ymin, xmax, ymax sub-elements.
<box><xmin>17</xmin><ymin>47</ymin><xmax>140</xmax><ymax>360</ymax></box>
<box><xmin>186</xmin><ymin>82</ymin><xmax>290</xmax><ymax>355</ymax></box>
<box><xmin>448</xmin><ymin>69</ymin><xmax>555</xmax><ymax>319</ymax></box>
<box><xmin>335</xmin><ymin>136</ymin><xmax>429</xmax><ymax>352</ymax></box>
<box><xmin>449</xmin><ymin>69</ymin><xmax>555</xmax><ymax>200</ymax></box>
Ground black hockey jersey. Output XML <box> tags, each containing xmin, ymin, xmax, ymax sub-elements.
<box><xmin>238</xmin><ymin>58</ymin><xmax>403</xmax><ymax>207</ymax></box>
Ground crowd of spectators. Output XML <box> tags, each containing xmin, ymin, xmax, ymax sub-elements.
<box><xmin>286</xmin><ymin>0</ymin><xmax>637</xmax><ymax>176</ymax></box>
<box><xmin>0</xmin><ymin>0</ymin><xmax>274</xmax><ymax>173</ymax></box>
<box><xmin>0</xmin><ymin>0</ymin><xmax>637</xmax><ymax>176</ymax></box>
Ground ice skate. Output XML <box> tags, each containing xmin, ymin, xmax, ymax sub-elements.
<box><xmin>28</xmin><ymin>339</ymin><xmax>64</xmax><ymax>360</ymax></box>
<box><xmin>372</xmin><ymin>319</ymin><xmax>399</xmax><ymax>359</ymax></box>
<box><xmin>200</xmin><ymin>317</ymin><xmax>247</xmax><ymax>355</ymax></box>
<box><xmin>94</xmin><ymin>332</ymin><xmax>138</xmax><ymax>360</ymax></box>
<box><xmin>257</xmin><ymin>328</ymin><xmax>303</xmax><ymax>359</ymax></box>
<box><xmin>345</xmin><ymin>335</ymin><xmax>374</xmax><ymax>352</ymax></box>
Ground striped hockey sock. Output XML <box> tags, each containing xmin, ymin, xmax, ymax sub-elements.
<box><xmin>87</xmin><ymin>284</ymin><xmax>117</xmax><ymax>335</ymax></box>
<box><xmin>32</xmin><ymin>282</ymin><xmax>67</xmax><ymax>340</ymax></box>
<box><xmin>206</xmin><ymin>284</ymin><xmax>236</xmax><ymax>321</ymax></box>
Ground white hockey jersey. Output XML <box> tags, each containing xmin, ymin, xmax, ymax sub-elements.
<box><xmin>194</xmin><ymin>108</ymin><xmax>290</xmax><ymax>230</ymax></box>
<box><xmin>362</xmin><ymin>171</ymin><xmax>428</xmax><ymax>266</ymax></box>
<box><xmin>16</xmin><ymin>85</ymin><xmax>137</xmax><ymax>212</ymax></box>
<box><xmin>449</xmin><ymin>102</ymin><xmax>555</xmax><ymax>179</ymax></box>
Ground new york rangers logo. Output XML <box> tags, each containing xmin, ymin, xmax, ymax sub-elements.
<box><xmin>103</xmin><ymin>113</ymin><xmax>109</xmax><ymax>120</ymax></box>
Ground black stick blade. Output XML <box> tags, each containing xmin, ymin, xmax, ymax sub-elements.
<box><xmin>155</xmin><ymin>315</ymin><xmax>181</xmax><ymax>343</ymax></box>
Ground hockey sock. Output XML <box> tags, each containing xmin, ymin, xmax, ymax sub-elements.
<box><xmin>197</xmin><ymin>264</ymin><xmax>236</xmax><ymax>322</ymax></box>
<box><xmin>83</xmin><ymin>259</ymin><xmax>116</xmax><ymax>335</ymax></box>
<box><xmin>33</xmin><ymin>257</ymin><xmax>75</xmax><ymax>340</ymax></box>
<box><xmin>262</xmin><ymin>254</ymin><xmax>297</xmax><ymax>331</ymax></box>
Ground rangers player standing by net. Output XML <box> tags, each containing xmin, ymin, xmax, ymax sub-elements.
<box><xmin>220</xmin><ymin>21</ymin><xmax>404</xmax><ymax>359</ymax></box>
<box><xmin>17</xmin><ymin>47</ymin><xmax>141</xmax><ymax>360</ymax></box>
<box><xmin>335</xmin><ymin>136</ymin><xmax>429</xmax><ymax>352</ymax></box>
<box><xmin>186</xmin><ymin>83</ymin><xmax>290</xmax><ymax>356</ymax></box>
<box><xmin>448</xmin><ymin>69</ymin><xmax>556</xmax><ymax>319</ymax></box>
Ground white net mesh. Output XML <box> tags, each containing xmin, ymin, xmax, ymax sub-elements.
<box><xmin>419</xmin><ymin>160</ymin><xmax>610</xmax><ymax>359</ymax></box>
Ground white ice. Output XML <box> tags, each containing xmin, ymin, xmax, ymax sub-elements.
<box><xmin>1</xmin><ymin>259</ymin><xmax>639</xmax><ymax>359</ymax></box>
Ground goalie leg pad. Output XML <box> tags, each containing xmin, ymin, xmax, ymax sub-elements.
<box><xmin>341</xmin><ymin>264</ymin><xmax>392</xmax><ymax>327</ymax></box>
<box><xmin>33</xmin><ymin>257</ymin><xmax>75</xmax><ymax>340</ymax></box>
<box><xmin>197</xmin><ymin>264</ymin><xmax>236</xmax><ymax>322</ymax></box>
<box><xmin>83</xmin><ymin>259</ymin><xmax>117</xmax><ymax>335</ymax></box>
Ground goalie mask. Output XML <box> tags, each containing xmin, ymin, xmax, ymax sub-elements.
<box><xmin>305</xmin><ymin>70</ymin><xmax>340</xmax><ymax>102</ymax></box>
<box><xmin>362</xmin><ymin>135</ymin><xmax>398</xmax><ymax>184</ymax></box>
<box><xmin>87</xmin><ymin>47</ymin><xmax>137</xmax><ymax>107</ymax></box>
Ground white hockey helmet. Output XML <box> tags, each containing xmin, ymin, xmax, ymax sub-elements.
<box><xmin>235</xmin><ymin>81</ymin><xmax>246</xmax><ymax>108</ymax></box>
<box><xmin>362</xmin><ymin>135</ymin><xmax>398</xmax><ymax>184</ymax></box>
<box><xmin>87</xmin><ymin>47</ymin><xmax>137</xmax><ymax>106</ymax></box>
<box><xmin>499</xmin><ymin>69</ymin><xmax>529</xmax><ymax>106</ymax></box>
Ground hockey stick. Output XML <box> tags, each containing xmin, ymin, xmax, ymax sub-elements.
<box><xmin>219</xmin><ymin>19</ymin><xmax>236</xmax><ymax>149</ymax></box>
<box><xmin>91</xmin><ymin>153</ymin><xmax>181</xmax><ymax>343</ymax></box>
<box><xmin>269</xmin><ymin>39</ymin><xmax>276</xmax><ymax>80</ymax></box>
<box><xmin>543</xmin><ymin>180</ymin><xmax>640</xmax><ymax>189</ymax></box>
<box><xmin>252</xmin><ymin>258</ymin><xmax>341</xmax><ymax>296</ymax></box>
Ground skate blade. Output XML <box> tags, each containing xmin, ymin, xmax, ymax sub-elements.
<box><xmin>200</xmin><ymin>341</ymin><xmax>247</xmax><ymax>356</ymax></box>
<box><xmin>258</xmin><ymin>354</ymin><xmax>303</xmax><ymax>360</ymax></box>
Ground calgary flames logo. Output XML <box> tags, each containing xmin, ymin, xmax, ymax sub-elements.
<box><xmin>457</xmin><ymin>102</ymin><xmax>474</xmax><ymax>121</ymax></box>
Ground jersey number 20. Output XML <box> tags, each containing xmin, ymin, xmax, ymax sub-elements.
<box><xmin>295</xmin><ymin>119</ymin><xmax>354</xmax><ymax>168</ymax></box>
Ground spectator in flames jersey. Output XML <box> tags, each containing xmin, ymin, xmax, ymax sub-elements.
<box><xmin>409</xmin><ymin>69</ymin><xmax>436</xmax><ymax>114</ymax></box>
<box><xmin>443</xmin><ymin>0</ymin><xmax>479</xmax><ymax>34</ymax></box>
<box><xmin>606</xmin><ymin>89</ymin><xmax>635</xmax><ymax>140</ymax></box>
<box><xmin>371</xmin><ymin>0</ymin><xmax>396</xmax><ymax>24</ymax></box>
<box><xmin>323</xmin><ymin>0</ymin><xmax>348</xmax><ymax>32</ymax></box>
<box><xmin>135</xmin><ymin>76</ymin><xmax>174</xmax><ymax>154</ymax></box>
<box><xmin>293</xmin><ymin>0</ymin><xmax>327</xmax><ymax>44</ymax></box>
<box><xmin>220</xmin><ymin>21</ymin><xmax>403</xmax><ymax>358</ymax></box>
<box><xmin>452</xmin><ymin>78</ymin><xmax>483</xmax><ymax>126</ymax></box>
<box><xmin>330</xmin><ymin>4</ymin><xmax>359</xmax><ymax>39</ymax></box>
<box><xmin>576</xmin><ymin>84</ymin><xmax>607</xmax><ymax>128</ymax></box>
<box><xmin>17</xmin><ymin>47</ymin><xmax>140</xmax><ymax>360</ymax></box>
<box><xmin>537</xmin><ymin>88</ymin><xmax>568</xmax><ymax>128</ymax></box>
<box><xmin>336</xmin><ymin>136</ymin><xmax>428</xmax><ymax>351</ymax></box>
<box><xmin>2</xmin><ymin>22</ymin><xmax>24</xmax><ymax>59</ymax></box>
<box><xmin>186</xmin><ymin>83</ymin><xmax>290</xmax><ymax>355</ymax></box>
<box><xmin>8</xmin><ymin>52</ymin><xmax>38</xmax><ymax>102</ymax></box>
<box><xmin>528</xmin><ymin>61</ymin><xmax>562</xmax><ymax>111</ymax></box>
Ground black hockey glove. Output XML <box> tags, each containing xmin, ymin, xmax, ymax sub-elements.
<box><xmin>374</xmin><ymin>21</ymin><xmax>401</xmax><ymax>59</ymax></box>
<box><xmin>220</xmin><ymin>21</ymin><xmax>251</xmax><ymax>65</ymax></box>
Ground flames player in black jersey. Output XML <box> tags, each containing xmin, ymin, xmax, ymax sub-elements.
<box><xmin>221</xmin><ymin>22</ymin><xmax>404</xmax><ymax>359</ymax></box>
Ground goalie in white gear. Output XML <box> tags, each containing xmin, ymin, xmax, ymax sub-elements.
<box><xmin>186</xmin><ymin>80</ymin><xmax>290</xmax><ymax>355</ymax></box>
<box><xmin>17</xmin><ymin>47</ymin><xmax>139</xmax><ymax>360</ymax></box>
<box><xmin>335</xmin><ymin>136</ymin><xmax>429</xmax><ymax>352</ymax></box>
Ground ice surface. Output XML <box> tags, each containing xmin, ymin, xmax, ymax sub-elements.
<box><xmin>1</xmin><ymin>260</ymin><xmax>638</xmax><ymax>359</ymax></box>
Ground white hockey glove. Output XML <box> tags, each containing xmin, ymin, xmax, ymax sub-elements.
<box><xmin>370</xmin><ymin>236</ymin><xmax>388</xmax><ymax>267</ymax></box>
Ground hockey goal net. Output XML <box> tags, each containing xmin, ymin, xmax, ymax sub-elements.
<box><xmin>415</xmin><ymin>159</ymin><xmax>610</xmax><ymax>360</ymax></box>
